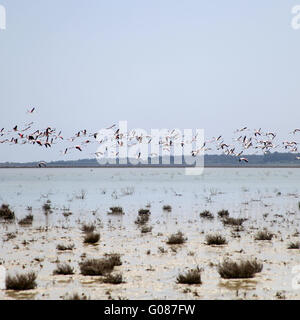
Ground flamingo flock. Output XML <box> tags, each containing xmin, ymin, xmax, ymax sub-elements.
<box><xmin>0</xmin><ymin>108</ymin><xmax>300</xmax><ymax>164</ymax></box>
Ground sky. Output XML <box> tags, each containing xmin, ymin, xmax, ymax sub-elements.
<box><xmin>0</xmin><ymin>0</ymin><xmax>300</xmax><ymax>162</ymax></box>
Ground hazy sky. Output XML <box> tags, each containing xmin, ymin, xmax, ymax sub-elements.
<box><xmin>0</xmin><ymin>0</ymin><xmax>300</xmax><ymax>162</ymax></box>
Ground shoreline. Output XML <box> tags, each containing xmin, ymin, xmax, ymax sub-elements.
<box><xmin>1</xmin><ymin>165</ymin><xmax>300</xmax><ymax>169</ymax></box>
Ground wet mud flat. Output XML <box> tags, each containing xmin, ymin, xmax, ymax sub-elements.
<box><xmin>0</xmin><ymin>168</ymin><xmax>300</xmax><ymax>300</ymax></box>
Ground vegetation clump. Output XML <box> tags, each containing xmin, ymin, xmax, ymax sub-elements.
<box><xmin>135</xmin><ymin>214</ymin><xmax>150</xmax><ymax>225</ymax></box>
<box><xmin>103</xmin><ymin>273</ymin><xmax>123</xmax><ymax>284</ymax></box>
<box><xmin>81</xmin><ymin>223</ymin><xmax>95</xmax><ymax>233</ymax></box>
<box><xmin>222</xmin><ymin>217</ymin><xmax>246</xmax><ymax>226</ymax></box>
<box><xmin>163</xmin><ymin>205</ymin><xmax>172</xmax><ymax>212</ymax></box>
<box><xmin>53</xmin><ymin>263</ymin><xmax>74</xmax><ymax>275</ymax></box>
<box><xmin>255</xmin><ymin>230</ymin><xmax>273</xmax><ymax>241</ymax></box>
<box><xmin>80</xmin><ymin>258</ymin><xmax>114</xmax><ymax>276</ymax></box>
<box><xmin>65</xmin><ymin>293</ymin><xmax>89</xmax><ymax>300</ymax></box>
<box><xmin>84</xmin><ymin>232</ymin><xmax>100</xmax><ymax>244</ymax></box>
<box><xmin>167</xmin><ymin>231</ymin><xmax>187</xmax><ymax>245</ymax></box>
<box><xmin>6</xmin><ymin>272</ymin><xmax>37</xmax><ymax>290</ymax></box>
<box><xmin>138</xmin><ymin>209</ymin><xmax>151</xmax><ymax>215</ymax></box>
<box><xmin>217</xmin><ymin>210</ymin><xmax>230</xmax><ymax>218</ymax></box>
<box><xmin>104</xmin><ymin>253</ymin><xmax>122</xmax><ymax>267</ymax></box>
<box><xmin>177</xmin><ymin>267</ymin><xmax>202</xmax><ymax>284</ymax></box>
<box><xmin>0</xmin><ymin>204</ymin><xmax>15</xmax><ymax>221</ymax></box>
<box><xmin>42</xmin><ymin>200</ymin><xmax>52</xmax><ymax>214</ymax></box>
<box><xmin>107</xmin><ymin>207</ymin><xmax>124</xmax><ymax>215</ymax></box>
<box><xmin>18</xmin><ymin>214</ymin><xmax>34</xmax><ymax>226</ymax></box>
<box><xmin>288</xmin><ymin>241</ymin><xmax>300</xmax><ymax>249</ymax></box>
<box><xmin>80</xmin><ymin>253</ymin><xmax>122</xmax><ymax>276</ymax></box>
<box><xmin>218</xmin><ymin>259</ymin><xmax>263</xmax><ymax>279</ymax></box>
<box><xmin>200</xmin><ymin>210</ymin><xmax>214</xmax><ymax>220</ymax></box>
<box><xmin>205</xmin><ymin>234</ymin><xmax>227</xmax><ymax>245</ymax></box>
<box><xmin>141</xmin><ymin>226</ymin><xmax>153</xmax><ymax>234</ymax></box>
<box><xmin>56</xmin><ymin>243</ymin><xmax>75</xmax><ymax>251</ymax></box>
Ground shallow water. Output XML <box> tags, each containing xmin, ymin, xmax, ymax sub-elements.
<box><xmin>0</xmin><ymin>168</ymin><xmax>300</xmax><ymax>300</ymax></box>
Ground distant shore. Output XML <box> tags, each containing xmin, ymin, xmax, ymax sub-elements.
<box><xmin>1</xmin><ymin>152</ymin><xmax>300</xmax><ymax>169</ymax></box>
<box><xmin>1</xmin><ymin>165</ymin><xmax>300</xmax><ymax>169</ymax></box>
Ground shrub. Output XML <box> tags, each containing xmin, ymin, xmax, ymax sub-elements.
<box><xmin>103</xmin><ymin>273</ymin><xmax>123</xmax><ymax>284</ymax></box>
<box><xmin>167</xmin><ymin>231</ymin><xmax>186</xmax><ymax>245</ymax></box>
<box><xmin>205</xmin><ymin>234</ymin><xmax>227</xmax><ymax>245</ymax></box>
<box><xmin>222</xmin><ymin>217</ymin><xmax>246</xmax><ymax>226</ymax></box>
<box><xmin>63</xmin><ymin>211</ymin><xmax>72</xmax><ymax>218</ymax></box>
<box><xmin>81</xmin><ymin>223</ymin><xmax>95</xmax><ymax>233</ymax></box>
<box><xmin>6</xmin><ymin>272</ymin><xmax>37</xmax><ymax>290</ymax></box>
<box><xmin>5</xmin><ymin>232</ymin><xmax>17</xmax><ymax>241</ymax></box>
<box><xmin>42</xmin><ymin>201</ymin><xmax>52</xmax><ymax>214</ymax></box>
<box><xmin>177</xmin><ymin>267</ymin><xmax>202</xmax><ymax>284</ymax></box>
<box><xmin>56</xmin><ymin>243</ymin><xmax>75</xmax><ymax>251</ymax></box>
<box><xmin>138</xmin><ymin>209</ymin><xmax>151</xmax><ymax>215</ymax></box>
<box><xmin>218</xmin><ymin>260</ymin><xmax>263</xmax><ymax>279</ymax></box>
<box><xmin>163</xmin><ymin>205</ymin><xmax>172</xmax><ymax>212</ymax></box>
<box><xmin>18</xmin><ymin>214</ymin><xmax>34</xmax><ymax>226</ymax></box>
<box><xmin>104</xmin><ymin>253</ymin><xmax>122</xmax><ymax>267</ymax></box>
<box><xmin>0</xmin><ymin>204</ymin><xmax>15</xmax><ymax>221</ymax></box>
<box><xmin>135</xmin><ymin>214</ymin><xmax>150</xmax><ymax>225</ymax></box>
<box><xmin>141</xmin><ymin>226</ymin><xmax>152</xmax><ymax>234</ymax></box>
<box><xmin>107</xmin><ymin>207</ymin><xmax>124</xmax><ymax>215</ymax></box>
<box><xmin>200</xmin><ymin>210</ymin><xmax>214</xmax><ymax>220</ymax></box>
<box><xmin>84</xmin><ymin>232</ymin><xmax>100</xmax><ymax>244</ymax></box>
<box><xmin>217</xmin><ymin>210</ymin><xmax>230</xmax><ymax>218</ymax></box>
<box><xmin>288</xmin><ymin>241</ymin><xmax>300</xmax><ymax>249</ymax></box>
<box><xmin>66</xmin><ymin>293</ymin><xmax>89</xmax><ymax>300</ymax></box>
<box><xmin>53</xmin><ymin>263</ymin><xmax>74</xmax><ymax>275</ymax></box>
<box><xmin>80</xmin><ymin>259</ymin><xmax>115</xmax><ymax>276</ymax></box>
<box><xmin>255</xmin><ymin>230</ymin><xmax>273</xmax><ymax>241</ymax></box>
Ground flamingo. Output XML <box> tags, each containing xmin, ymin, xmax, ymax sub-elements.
<box><xmin>27</xmin><ymin>107</ymin><xmax>35</xmax><ymax>114</ymax></box>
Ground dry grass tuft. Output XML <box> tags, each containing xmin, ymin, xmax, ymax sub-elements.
<box><xmin>167</xmin><ymin>231</ymin><xmax>187</xmax><ymax>245</ymax></box>
<box><xmin>104</xmin><ymin>253</ymin><xmax>122</xmax><ymax>267</ymax></box>
<box><xmin>141</xmin><ymin>226</ymin><xmax>153</xmax><ymax>233</ymax></box>
<box><xmin>80</xmin><ymin>259</ymin><xmax>114</xmax><ymax>276</ymax></box>
<box><xmin>217</xmin><ymin>210</ymin><xmax>230</xmax><ymax>218</ymax></box>
<box><xmin>177</xmin><ymin>267</ymin><xmax>202</xmax><ymax>284</ymax></box>
<box><xmin>6</xmin><ymin>272</ymin><xmax>37</xmax><ymax>290</ymax></box>
<box><xmin>83</xmin><ymin>232</ymin><xmax>100</xmax><ymax>244</ymax></box>
<box><xmin>255</xmin><ymin>230</ymin><xmax>273</xmax><ymax>241</ymax></box>
<box><xmin>0</xmin><ymin>204</ymin><xmax>15</xmax><ymax>221</ymax></box>
<box><xmin>18</xmin><ymin>214</ymin><xmax>34</xmax><ymax>226</ymax></box>
<box><xmin>218</xmin><ymin>259</ymin><xmax>263</xmax><ymax>279</ymax></box>
<box><xmin>200</xmin><ymin>210</ymin><xmax>214</xmax><ymax>220</ymax></box>
<box><xmin>81</xmin><ymin>223</ymin><xmax>95</xmax><ymax>233</ymax></box>
<box><xmin>163</xmin><ymin>205</ymin><xmax>172</xmax><ymax>212</ymax></box>
<box><xmin>107</xmin><ymin>207</ymin><xmax>124</xmax><ymax>215</ymax></box>
<box><xmin>66</xmin><ymin>293</ymin><xmax>89</xmax><ymax>300</ymax></box>
<box><xmin>56</xmin><ymin>243</ymin><xmax>75</xmax><ymax>251</ymax></box>
<box><xmin>53</xmin><ymin>263</ymin><xmax>74</xmax><ymax>275</ymax></box>
<box><xmin>222</xmin><ymin>217</ymin><xmax>246</xmax><ymax>226</ymax></box>
<box><xmin>138</xmin><ymin>209</ymin><xmax>151</xmax><ymax>215</ymax></box>
<box><xmin>288</xmin><ymin>241</ymin><xmax>300</xmax><ymax>249</ymax></box>
<box><xmin>205</xmin><ymin>234</ymin><xmax>227</xmax><ymax>245</ymax></box>
<box><xmin>42</xmin><ymin>200</ymin><xmax>52</xmax><ymax>214</ymax></box>
<box><xmin>135</xmin><ymin>214</ymin><xmax>150</xmax><ymax>225</ymax></box>
<box><xmin>103</xmin><ymin>273</ymin><xmax>123</xmax><ymax>284</ymax></box>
